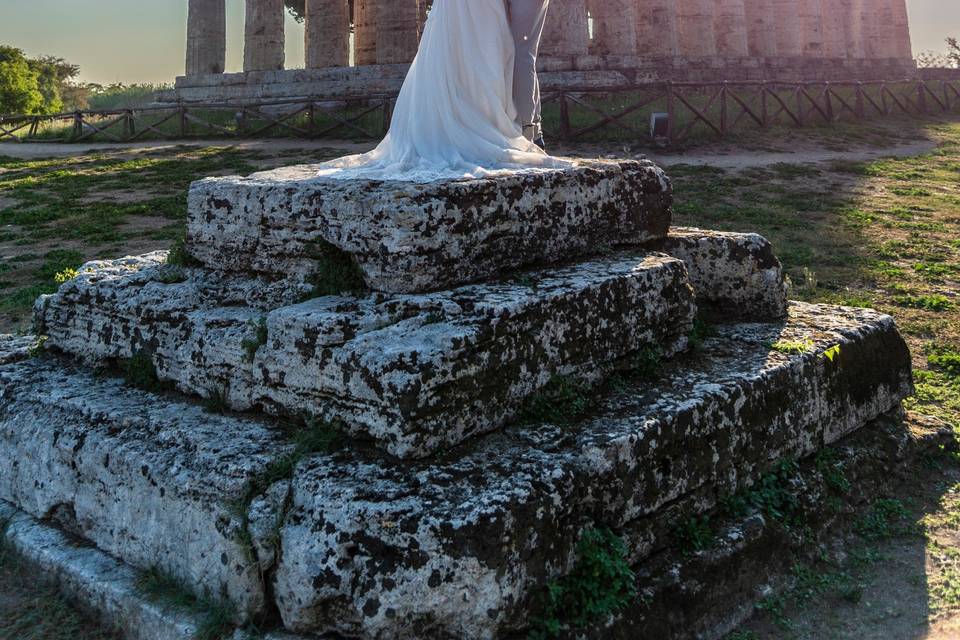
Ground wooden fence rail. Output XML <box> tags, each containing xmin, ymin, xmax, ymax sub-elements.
<box><xmin>1</xmin><ymin>79</ymin><xmax>958</xmax><ymax>147</ymax></box>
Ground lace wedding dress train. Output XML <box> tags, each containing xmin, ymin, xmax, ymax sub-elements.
<box><xmin>316</xmin><ymin>0</ymin><xmax>569</xmax><ymax>182</ymax></box>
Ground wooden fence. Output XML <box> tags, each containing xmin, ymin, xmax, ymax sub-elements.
<box><xmin>1</xmin><ymin>79</ymin><xmax>958</xmax><ymax>146</ymax></box>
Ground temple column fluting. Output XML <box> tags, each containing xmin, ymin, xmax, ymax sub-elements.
<box><xmin>744</xmin><ymin>0</ymin><xmax>777</xmax><ymax>57</ymax></box>
<box><xmin>819</xmin><ymin>0</ymin><xmax>848</xmax><ymax>58</ymax></box>
<box><xmin>305</xmin><ymin>0</ymin><xmax>350</xmax><ymax>68</ymax></box>
<box><xmin>185</xmin><ymin>0</ymin><xmax>226</xmax><ymax>75</ymax></box>
<box><xmin>354</xmin><ymin>0</ymin><xmax>378</xmax><ymax>65</ymax></box>
<box><xmin>873</xmin><ymin>0</ymin><xmax>897</xmax><ymax>58</ymax></box>
<box><xmin>244</xmin><ymin>0</ymin><xmax>285</xmax><ymax>71</ymax></box>
<box><xmin>541</xmin><ymin>0</ymin><xmax>590</xmax><ymax>57</ymax></box>
<box><xmin>636</xmin><ymin>0</ymin><xmax>678</xmax><ymax>57</ymax></box>
<box><xmin>798</xmin><ymin>0</ymin><xmax>826</xmax><ymax>57</ymax></box>
<box><xmin>589</xmin><ymin>0</ymin><xmax>638</xmax><ymax>55</ymax></box>
<box><xmin>890</xmin><ymin>0</ymin><xmax>912</xmax><ymax>59</ymax></box>
<box><xmin>715</xmin><ymin>0</ymin><xmax>750</xmax><ymax>57</ymax></box>
<box><xmin>377</xmin><ymin>0</ymin><xmax>420</xmax><ymax>64</ymax></box>
<box><xmin>773</xmin><ymin>0</ymin><xmax>802</xmax><ymax>56</ymax></box>
<box><xmin>677</xmin><ymin>0</ymin><xmax>718</xmax><ymax>58</ymax></box>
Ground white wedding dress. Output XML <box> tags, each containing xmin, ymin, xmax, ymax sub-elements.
<box><xmin>317</xmin><ymin>0</ymin><xmax>569</xmax><ymax>182</ymax></box>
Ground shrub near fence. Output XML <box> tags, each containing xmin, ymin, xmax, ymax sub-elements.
<box><xmin>1</xmin><ymin>79</ymin><xmax>958</xmax><ymax>147</ymax></box>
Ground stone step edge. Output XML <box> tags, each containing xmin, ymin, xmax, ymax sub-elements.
<box><xmin>0</xmin><ymin>500</ymin><xmax>305</xmax><ymax>640</ymax></box>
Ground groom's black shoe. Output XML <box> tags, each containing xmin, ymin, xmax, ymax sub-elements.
<box><xmin>533</xmin><ymin>137</ymin><xmax>546</xmax><ymax>152</ymax></box>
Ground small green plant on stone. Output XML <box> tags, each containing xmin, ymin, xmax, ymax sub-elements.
<box><xmin>156</xmin><ymin>266</ymin><xmax>187</xmax><ymax>285</ymax></box>
<box><xmin>529</xmin><ymin>527</ymin><xmax>636</xmax><ymax>638</ymax></box>
<box><xmin>204</xmin><ymin>385</ymin><xmax>230</xmax><ymax>414</ymax></box>
<box><xmin>854</xmin><ymin>498</ymin><xmax>911</xmax><ymax>540</ymax></box>
<box><xmin>673</xmin><ymin>515</ymin><xmax>714</xmax><ymax>554</ymax></box>
<box><xmin>123</xmin><ymin>350</ymin><xmax>166</xmax><ymax>392</ymax></box>
<box><xmin>136</xmin><ymin>567</ymin><xmax>235</xmax><ymax>640</ymax></box>
<box><xmin>769</xmin><ymin>338</ymin><xmax>814</xmax><ymax>356</ymax></box>
<box><xmin>28</xmin><ymin>336</ymin><xmax>48</xmax><ymax>358</ymax></box>
<box><xmin>815</xmin><ymin>447</ymin><xmax>851</xmax><ymax>494</ymax></box>
<box><xmin>628</xmin><ymin>345</ymin><xmax>663</xmax><ymax>382</ymax></box>
<box><xmin>520</xmin><ymin>375</ymin><xmax>593</xmax><ymax>426</ymax></box>
<box><xmin>303</xmin><ymin>241</ymin><xmax>367</xmax><ymax>298</ymax></box>
<box><xmin>821</xmin><ymin>343</ymin><xmax>842</xmax><ymax>363</ymax></box>
<box><xmin>167</xmin><ymin>235</ymin><xmax>201</xmax><ymax>268</ymax></box>
<box><xmin>721</xmin><ymin>459</ymin><xmax>801</xmax><ymax>525</ymax></box>
<box><xmin>241</xmin><ymin>317</ymin><xmax>268</xmax><ymax>362</ymax></box>
<box><xmin>53</xmin><ymin>268</ymin><xmax>79</xmax><ymax>284</ymax></box>
<box><xmin>687</xmin><ymin>316</ymin><xmax>717</xmax><ymax>352</ymax></box>
<box><xmin>254</xmin><ymin>418</ymin><xmax>343</xmax><ymax>493</ymax></box>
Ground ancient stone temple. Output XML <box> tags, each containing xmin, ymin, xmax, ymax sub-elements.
<box><xmin>171</xmin><ymin>0</ymin><xmax>916</xmax><ymax>103</ymax></box>
<box><xmin>0</xmin><ymin>149</ymin><xmax>922</xmax><ymax>637</ymax></box>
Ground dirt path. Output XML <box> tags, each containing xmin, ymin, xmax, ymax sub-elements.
<box><xmin>0</xmin><ymin>137</ymin><xmax>938</xmax><ymax>169</ymax></box>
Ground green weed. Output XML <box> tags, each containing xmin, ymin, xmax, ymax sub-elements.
<box><xmin>529</xmin><ymin>528</ymin><xmax>636</xmax><ymax>638</ymax></box>
<box><xmin>520</xmin><ymin>376</ymin><xmax>593</xmax><ymax>426</ymax></box>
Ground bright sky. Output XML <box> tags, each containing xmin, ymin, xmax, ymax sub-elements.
<box><xmin>0</xmin><ymin>0</ymin><xmax>957</xmax><ymax>85</ymax></box>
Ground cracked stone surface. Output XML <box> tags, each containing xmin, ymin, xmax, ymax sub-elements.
<box><xmin>0</xmin><ymin>334</ymin><xmax>41</xmax><ymax>365</ymax></box>
<box><xmin>185</xmin><ymin>159</ymin><xmax>673</xmax><ymax>293</ymax></box>
<box><xmin>655</xmin><ymin>226</ymin><xmax>789</xmax><ymax>320</ymax></box>
<box><xmin>267</xmin><ymin>302</ymin><xmax>913</xmax><ymax>638</ymax></box>
<box><xmin>0</xmin><ymin>303</ymin><xmax>913</xmax><ymax>638</ymax></box>
<box><xmin>35</xmin><ymin>251</ymin><xmax>697</xmax><ymax>459</ymax></box>
<box><xmin>0</xmin><ymin>361</ymin><xmax>297</xmax><ymax>619</ymax></box>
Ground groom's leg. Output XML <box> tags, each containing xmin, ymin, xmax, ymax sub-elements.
<box><xmin>507</xmin><ymin>0</ymin><xmax>550</xmax><ymax>141</ymax></box>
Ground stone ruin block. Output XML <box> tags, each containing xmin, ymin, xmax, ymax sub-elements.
<box><xmin>35</xmin><ymin>250</ymin><xmax>696</xmax><ymax>459</ymax></box>
<box><xmin>185</xmin><ymin>159</ymin><xmax>672</xmax><ymax>293</ymax></box>
<box><xmin>0</xmin><ymin>302</ymin><xmax>913</xmax><ymax>637</ymax></box>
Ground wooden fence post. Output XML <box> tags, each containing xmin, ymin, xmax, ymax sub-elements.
<box><xmin>665</xmin><ymin>82</ymin><xmax>674</xmax><ymax>146</ymax></box>
<box><xmin>559</xmin><ymin>93</ymin><xmax>571</xmax><ymax>141</ymax></box>
<box><xmin>761</xmin><ymin>83</ymin><xmax>768</xmax><ymax>127</ymax></box>
<box><xmin>720</xmin><ymin>83</ymin><xmax>728</xmax><ymax>135</ymax></box>
<box><xmin>178</xmin><ymin>105</ymin><xmax>188</xmax><ymax>137</ymax></box>
<box><xmin>855</xmin><ymin>82</ymin><xmax>865</xmax><ymax>119</ymax></box>
<box><xmin>918</xmin><ymin>81</ymin><xmax>927</xmax><ymax>115</ymax></box>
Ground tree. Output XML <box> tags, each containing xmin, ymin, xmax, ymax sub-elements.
<box><xmin>916</xmin><ymin>51</ymin><xmax>949</xmax><ymax>69</ymax></box>
<box><xmin>0</xmin><ymin>46</ymin><xmax>43</xmax><ymax>115</ymax></box>
<box><xmin>948</xmin><ymin>38</ymin><xmax>960</xmax><ymax>69</ymax></box>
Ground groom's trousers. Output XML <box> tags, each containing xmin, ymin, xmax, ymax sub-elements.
<box><xmin>506</xmin><ymin>0</ymin><xmax>550</xmax><ymax>141</ymax></box>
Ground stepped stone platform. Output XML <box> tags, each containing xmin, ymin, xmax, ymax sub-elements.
<box><xmin>1</xmin><ymin>159</ymin><xmax>920</xmax><ymax>639</ymax></box>
<box><xmin>36</xmin><ymin>250</ymin><xmax>697</xmax><ymax>458</ymax></box>
<box><xmin>186</xmin><ymin>159</ymin><xmax>671</xmax><ymax>292</ymax></box>
<box><xmin>1</xmin><ymin>303</ymin><xmax>912</xmax><ymax>638</ymax></box>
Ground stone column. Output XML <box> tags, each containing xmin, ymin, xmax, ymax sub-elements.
<box><xmin>798</xmin><ymin>0</ymin><xmax>826</xmax><ymax>57</ymax></box>
<box><xmin>305</xmin><ymin>0</ymin><xmax>350</xmax><ymax>68</ymax></box>
<box><xmin>819</xmin><ymin>0</ymin><xmax>848</xmax><ymax>58</ymax></box>
<box><xmin>541</xmin><ymin>0</ymin><xmax>590</xmax><ymax>57</ymax></box>
<box><xmin>636</xmin><ymin>0</ymin><xmax>678</xmax><ymax>58</ymax></box>
<box><xmin>589</xmin><ymin>0</ymin><xmax>638</xmax><ymax>55</ymax></box>
<box><xmin>377</xmin><ymin>0</ymin><xmax>420</xmax><ymax>64</ymax></box>
<box><xmin>185</xmin><ymin>0</ymin><xmax>226</xmax><ymax>76</ymax></box>
<box><xmin>744</xmin><ymin>0</ymin><xmax>777</xmax><ymax>57</ymax></box>
<box><xmin>773</xmin><ymin>0</ymin><xmax>802</xmax><ymax>57</ymax></box>
<box><xmin>244</xmin><ymin>0</ymin><xmax>285</xmax><ymax>71</ymax></box>
<box><xmin>873</xmin><ymin>0</ymin><xmax>897</xmax><ymax>58</ymax></box>
<box><xmin>677</xmin><ymin>0</ymin><xmax>717</xmax><ymax>58</ymax></box>
<box><xmin>715</xmin><ymin>0</ymin><xmax>750</xmax><ymax>57</ymax></box>
<box><xmin>354</xmin><ymin>0</ymin><xmax>378</xmax><ymax>65</ymax></box>
<box><xmin>890</xmin><ymin>0</ymin><xmax>912</xmax><ymax>59</ymax></box>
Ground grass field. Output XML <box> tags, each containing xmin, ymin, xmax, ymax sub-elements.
<box><xmin>0</xmin><ymin>115</ymin><xmax>958</xmax><ymax>639</ymax></box>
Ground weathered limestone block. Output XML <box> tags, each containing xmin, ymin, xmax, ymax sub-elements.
<box><xmin>799</xmin><ymin>0</ymin><xmax>826</xmax><ymax>57</ymax></box>
<box><xmin>653</xmin><ymin>226</ymin><xmax>788</xmax><ymax>320</ymax></box>
<box><xmin>305</xmin><ymin>0</ymin><xmax>350</xmax><ymax>68</ymax></box>
<box><xmin>820</xmin><ymin>0</ymin><xmax>849</xmax><ymax>58</ymax></box>
<box><xmin>185</xmin><ymin>0</ymin><xmax>226</xmax><ymax>76</ymax></box>
<box><xmin>271</xmin><ymin>303</ymin><xmax>913</xmax><ymax>637</ymax></box>
<box><xmin>35</xmin><ymin>251</ymin><xmax>696</xmax><ymax>459</ymax></box>
<box><xmin>185</xmin><ymin>159</ymin><xmax>673</xmax><ymax>293</ymax></box>
<box><xmin>0</xmin><ymin>501</ymin><xmax>204</xmax><ymax>640</ymax></box>
<box><xmin>0</xmin><ymin>360</ymin><xmax>298</xmax><ymax>620</ymax></box>
<box><xmin>0</xmin><ymin>334</ymin><xmax>40</xmax><ymax>365</ymax></box>
<box><xmin>1</xmin><ymin>302</ymin><xmax>914</xmax><ymax>638</ymax></box>
<box><xmin>244</xmin><ymin>0</ymin><xmax>285</xmax><ymax>72</ymax></box>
